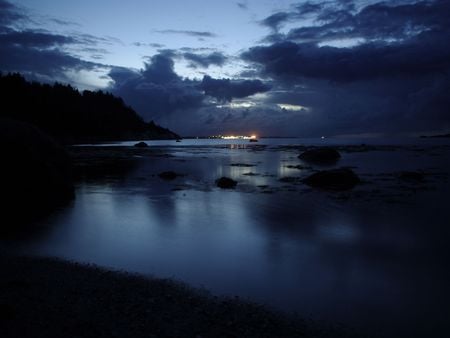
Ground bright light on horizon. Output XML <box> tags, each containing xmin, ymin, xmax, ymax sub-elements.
<box><xmin>214</xmin><ymin>134</ymin><xmax>258</xmax><ymax>140</ymax></box>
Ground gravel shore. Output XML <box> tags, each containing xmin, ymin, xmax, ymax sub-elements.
<box><xmin>0</xmin><ymin>254</ymin><xmax>358</xmax><ymax>338</ymax></box>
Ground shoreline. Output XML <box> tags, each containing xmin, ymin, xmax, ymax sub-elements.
<box><xmin>0</xmin><ymin>254</ymin><xmax>360</xmax><ymax>337</ymax></box>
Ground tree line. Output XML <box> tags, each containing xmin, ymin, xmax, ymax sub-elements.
<box><xmin>0</xmin><ymin>73</ymin><xmax>179</xmax><ymax>143</ymax></box>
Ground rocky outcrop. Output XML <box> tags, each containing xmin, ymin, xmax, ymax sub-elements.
<box><xmin>158</xmin><ymin>171</ymin><xmax>180</xmax><ymax>180</ymax></box>
<box><xmin>216</xmin><ymin>177</ymin><xmax>238</xmax><ymax>189</ymax></box>
<box><xmin>303</xmin><ymin>168</ymin><xmax>360</xmax><ymax>191</ymax></box>
<box><xmin>0</xmin><ymin>119</ymin><xmax>74</xmax><ymax>231</ymax></box>
<box><xmin>134</xmin><ymin>141</ymin><xmax>149</xmax><ymax>148</ymax></box>
<box><xmin>298</xmin><ymin>147</ymin><xmax>341</xmax><ymax>165</ymax></box>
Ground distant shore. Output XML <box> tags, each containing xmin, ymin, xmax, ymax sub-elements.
<box><xmin>0</xmin><ymin>254</ymin><xmax>358</xmax><ymax>338</ymax></box>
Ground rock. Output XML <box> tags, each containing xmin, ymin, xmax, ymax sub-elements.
<box><xmin>398</xmin><ymin>171</ymin><xmax>425</xmax><ymax>182</ymax></box>
<box><xmin>298</xmin><ymin>147</ymin><xmax>341</xmax><ymax>165</ymax></box>
<box><xmin>134</xmin><ymin>141</ymin><xmax>148</xmax><ymax>148</ymax></box>
<box><xmin>303</xmin><ymin>168</ymin><xmax>360</xmax><ymax>191</ymax></box>
<box><xmin>0</xmin><ymin>119</ymin><xmax>74</xmax><ymax>230</ymax></box>
<box><xmin>216</xmin><ymin>177</ymin><xmax>237</xmax><ymax>189</ymax></box>
<box><xmin>158</xmin><ymin>171</ymin><xmax>179</xmax><ymax>180</ymax></box>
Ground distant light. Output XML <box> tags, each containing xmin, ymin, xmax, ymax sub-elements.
<box><xmin>215</xmin><ymin>134</ymin><xmax>256</xmax><ymax>140</ymax></box>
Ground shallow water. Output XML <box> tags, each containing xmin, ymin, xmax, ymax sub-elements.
<box><xmin>4</xmin><ymin>138</ymin><xmax>450</xmax><ymax>337</ymax></box>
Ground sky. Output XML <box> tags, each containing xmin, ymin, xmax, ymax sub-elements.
<box><xmin>1</xmin><ymin>0</ymin><xmax>449</xmax><ymax>137</ymax></box>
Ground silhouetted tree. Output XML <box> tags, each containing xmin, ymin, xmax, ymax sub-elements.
<box><xmin>0</xmin><ymin>73</ymin><xmax>179</xmax><ymax>143</ymax></box>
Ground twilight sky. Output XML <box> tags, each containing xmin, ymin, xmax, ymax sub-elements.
<box><xmin>1</xmin><ymin>0</ymin><xmax>449</xmax><ymax>136</ymax></box>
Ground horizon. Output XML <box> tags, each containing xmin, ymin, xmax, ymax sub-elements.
<box><xmin>1</xmin><ymin>0</ymin><xmax>450</xmax><ymax>137</ymax></box>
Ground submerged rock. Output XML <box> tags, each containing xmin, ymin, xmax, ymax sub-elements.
<box><xmin>134</xmin><ymin>141</ymin><xmax>148</xmax><ymax>148</ymax></box>
<box><xmin>216</xmin><ymin>177</ymin><xmax>237</xmax><ymax>189</ymax></box>
<box><xmin>0</xmin><ymin>119</ymin><xmax>74</xmax><ymax>230</ymax></box>
<box><xmin>158</xmin><ymin>171</ymin><xmax>179</xmax><ymax>180</ymax></box>
<box><xmin>298</xmin><ymin>147</ymin><xmax>341</xmax><ymax>165</ymax></box>
<box><xmin>398</xmin><ymin>171</ymin><xmax>425</xmax><ymax>182</ymax></box>
<box><xmin>303</xmin><ymin>168</ymin><xmax>360</xmax><ymax>191</ymax></box>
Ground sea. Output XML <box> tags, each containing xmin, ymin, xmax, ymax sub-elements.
<box><xmin>3</xmin><ymin>137</ymin><xmax>450</xmax><ymax>337</ymax></box>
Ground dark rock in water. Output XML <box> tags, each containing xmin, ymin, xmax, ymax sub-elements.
<box><xmin>0</xmin><ymin>119</ymin><xmax>74</xmax><ymax>230</ymax></box>
<box><xmin>399</xmin><ymin>171</ymin><xmax>425</xmax><ymax>182</ymax></box>
<box><xmin>216</xmin><ymin>177</ymin><xmax>237</xmax><ymax>189</ymax></box>
<box><xmin>298</xmin><ymin>147</ymin><xmax>341</xmax><ymax>165</ymax></box>
<box><xmin>158</xmin><ymin>171</ymin><xmax>179</xmax><ymax>180</ymax></box>
<box><xmin>134</xmin><ymin>141</ymin><xmax>148</xmax><ymax>148</ymax></box>
<box><xmin>303</xmin><ymin>168</ymin><xmax>360</xmax><ymax>191</ymax></box>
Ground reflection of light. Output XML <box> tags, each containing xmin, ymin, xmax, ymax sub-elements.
<box><xmin>250</xmin><ymin>135</ymin><xmax>257</xmax><ymax>139</ymax></box>
<box><xmin>318</xmin><ymin>223</ymin><xmax>360</xmax><ymax>243</ymax></box>
<box><xmin>277</xmin><ymin>103</ymin><xmax>308</xmax><ymax>111</ymax></box>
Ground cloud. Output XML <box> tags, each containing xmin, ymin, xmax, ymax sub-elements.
<box><xmin>0</xmin><ymin>27</ymin><xmax>105</xmax><ymax>81</ymax></box>
<box><xmin>183</xmin><ymin>51</ymin><xmax>227</xmax><ymax>68</ymax></box>
<box><xmin>155</xmin><ymin>29</ymin><xmax>217</xmax><ymax>38</ymax></box>
<box><xmin>109</xmin><ymin>53</ymin><xmax>204</xmax><ymax>120</ymax></box>
<box><xmin>236</xmin><ymin>2</ymin><xmax>248</xmax><ymax>10</ymax></box>
<box><xmin>200</xmin><ymin>75</ymin><xmax>271</xmax><ymax>102</ymax></box>
<box><xmin>240</xmin><ymin>0</ymin><xmax>450</xmax><ymax>135</ymax></box>
<box><xmin>0</xmin><ymin>0</ymin><xmax>25</xmax><ymax>26</ymax></box>
<box><xmin>133</xmin><ymin>42</ymin><xmax>164</xmax><ymax>48</ymax></box>
<box><xmin>245</xmin><ymin>0</ymin><xmax>450</xmax><ymax>82</ymax></box>
<box><xmin>0</xmin><ymin>0</ymin><xmax>113</xmax><ymax>84</ymax></box>
<box><xmin>108</xmin><ymin>51</ymin><xmax>273</xmax><ymax>134</ymax></box>
<box><xmin>243</xmin><ymin>33</ymin><xmax>450</xmax><ymax>82</ymax></box>
<box><xmin>260</xmin><ymin>12</ymin><xmax>290</xmax><ymax>31</ymax></box>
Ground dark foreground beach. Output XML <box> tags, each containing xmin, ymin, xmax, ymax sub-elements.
<box><xmin>0</xmin><ymin>254</ymin><xmax>357</xmax><ymax>338</ymax></box>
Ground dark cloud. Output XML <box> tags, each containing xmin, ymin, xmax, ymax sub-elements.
<box><xmin>0</xmin><ymin>42</ymin><xmax>100</xmax><ymax>77</ymax></box>
<box><xmin>245</xmin><ymin>1</ymin><xmax>450</xmax><ymax>82</ymax></box>
<box><xmin>0</xmin><ymin>30</ymin><xmax>76</xmax><ymax>47</ymax></box>
<box><xmin>155</xmin><ymin>29</ymin><xmax>217</xmax><ymax>38</ymax></box>
<box><xmin>0</xmin><ymin>1</ymin><xmax>110</xmax><ymax>84</ymax></box>
<box><xmin>108</xmin><ymin>51</ymin><xmax>272</xmax><ymax>134</ymax></box>
<box><xmin>241</xmin><ymin>0</ymin><xmax>450</xmax><ymax>135</ymax></box>
<box><xmin>183</xmin><ymin>51</ymin><xmax>227</xmax><ymax>68</ymax></box>
<box><xmin>260</xmin><ymin>12</ymin><xmax>290</xmax><ymax>31</ymax></box>
<box><xmin>0</xmin><ymin>27</ymin><xmax>103</xmax><ymax>80</ymax></box>
<box><xmin>0</xmin><ymin>0</ymin><xmax>25</xmax><ymax>26</ymax></box>
<box><xmin>243</xmin><ymin>33</ymin><xmax>450</xmax><ymax>82</ymax></box>
<box><xmin>109</xmin><ymin>52</ymin><xmax>203</xmax><ymax>122</ymax></box>
<box><xmin>200</xmin><ymin>75</ymin><xmax>271</xmax><ymax>102</ymax></box>
<box><xmin>279</xmin><ymin>0</ymin><xmax>450</xmax><ymax>43</ymax></box>
<box><xmin>294</xmin><ymin>2</ymin><xmax>323</xmax><ymax>16</ymax></box>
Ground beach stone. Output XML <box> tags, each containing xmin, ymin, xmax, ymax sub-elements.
<box><xmin>134</xmin><ymin>141</ymin><xmax>148</xmax><ymax>147</ymax></box>
<box><xmin>158</xmin><ymin>171</ymin><xmax>178</xmax><ymax>180</ymax></box>
<box><xmin>0</xmin><ymin>119</ymin><xmax>74</xmax><ymax>229</ymax></box>
<box><xmin>216</xmin><ymin>177</ymin><xmax>237</xmax><ymax>189</ymax></box>
<box><xmin>298</xmin><ymin>147</ymin><xmax>341</xmax><ymax>165</ymax></box>
<box><xmin>303</xmin><ymin>168</ymin><xmax>360</xmax><ymax>190</ymax></box>
<box><xmin>398</xmin><ymin>171</ymin><xmax>425</xmax><ymax>182</ymax></box>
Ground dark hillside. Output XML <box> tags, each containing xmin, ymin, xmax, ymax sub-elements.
<box><xmin>0</xmin><ymin>73</ymin><xmax>179</xmax><ymax>144</ymax></box>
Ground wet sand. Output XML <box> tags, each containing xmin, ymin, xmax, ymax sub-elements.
<box><xmin>0</xmin><ymin>254</ymin><xmax>356</xmax><ymax>338</ymax></box>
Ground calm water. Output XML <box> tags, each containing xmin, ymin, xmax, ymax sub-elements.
<box><xmin>4</xmin><ymin>138</ymin><xmax>450</xmax><ymax>337</ymax></box>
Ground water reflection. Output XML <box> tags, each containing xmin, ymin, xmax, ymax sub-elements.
<box><xmin>4</xmin><ymin>140</ymin><xmax>450</xmax><ymax>337</ymax></box>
